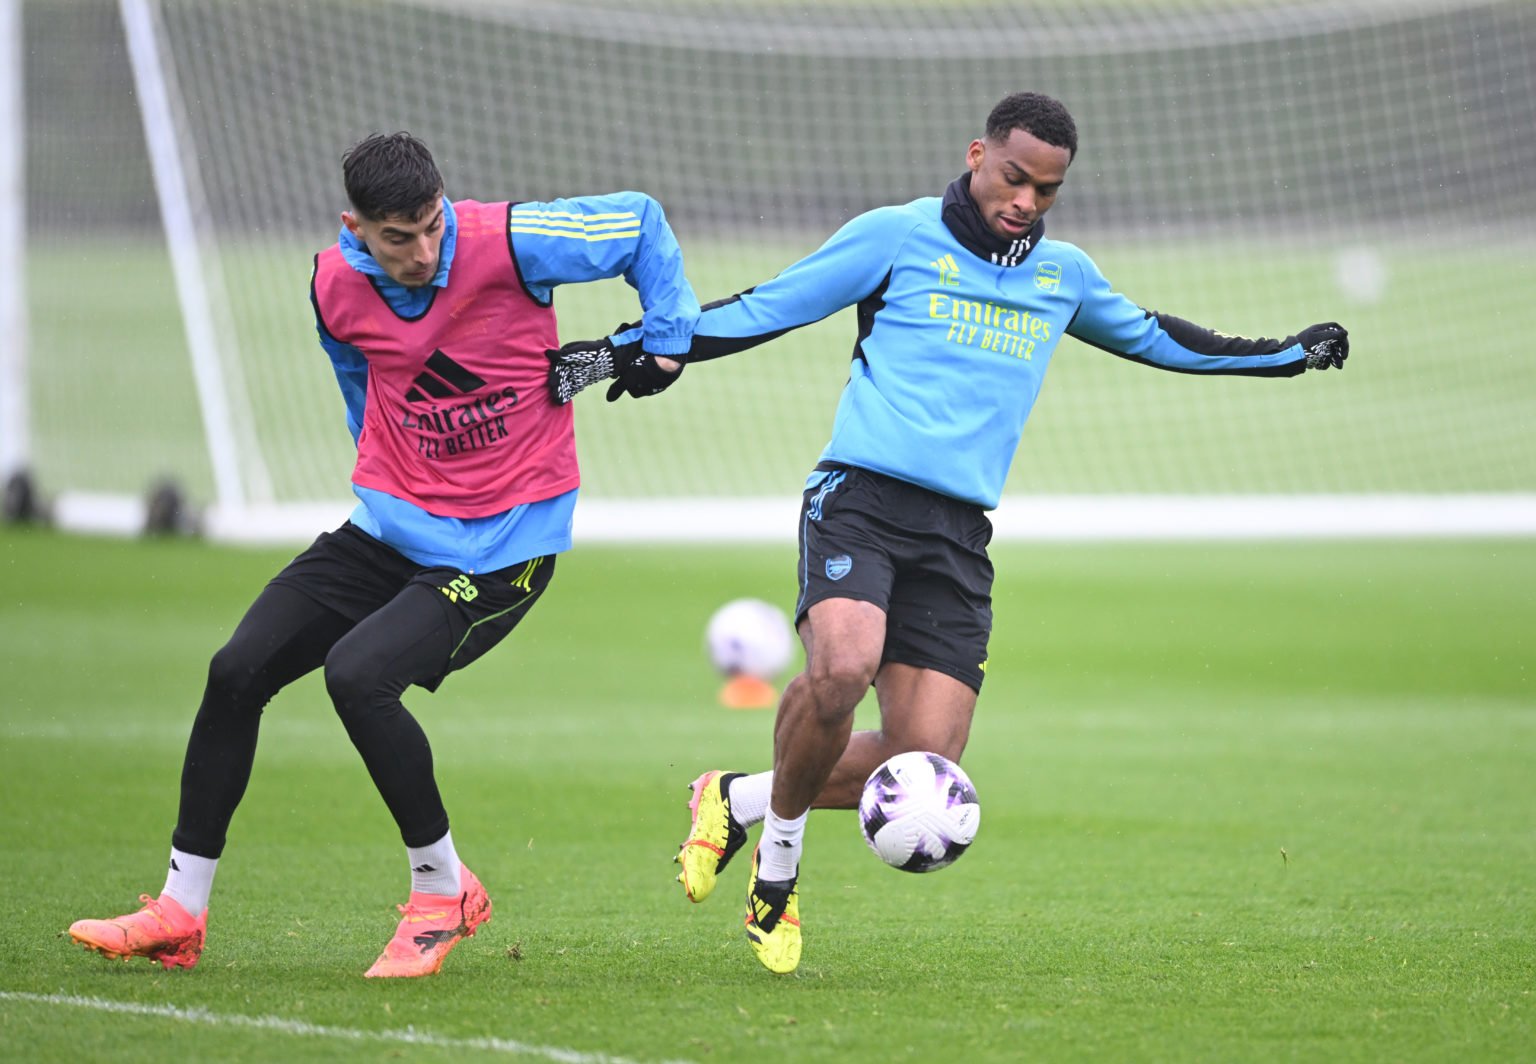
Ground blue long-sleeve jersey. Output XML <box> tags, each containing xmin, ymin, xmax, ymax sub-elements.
<box><xmin>614</xmin><ymin>196</ymin><xmax>1308</xmax><ymax>510</ymax></box>
<box><xmin>317</xmin><ymin>193</ymin><xmax>699</xmax><ymax>570</ymax></box>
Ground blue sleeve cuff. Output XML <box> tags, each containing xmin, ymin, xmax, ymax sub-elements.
<box><xmin>611</xmin><ymin>324</ymin><xmax>646</xmax><ymax>348</ymax></box>
<box><xmin>640</xmin><ymin>334</ymin><xmax>692</xmax><ymax>356</ymax></box>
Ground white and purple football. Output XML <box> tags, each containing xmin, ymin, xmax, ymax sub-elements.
<box><xmin>858</xmin><ymin>751</ymin><xmax>980</xmax><ymax>872</ymax></box>
<box><xmin>705</xmin><ymin>598</ymin><xmax>794</xmax><ymax>680</ymax></box>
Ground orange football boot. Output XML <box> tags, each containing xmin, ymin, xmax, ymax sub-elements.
<box><xmin>364</xmin><ymin>865</ymin><xmax>491</xmax><ymax>978</ymax></box>
<box><xmin>69</xmin><ymin>893</ymin><xmax>207</xmax><ymax>970</ymax></box>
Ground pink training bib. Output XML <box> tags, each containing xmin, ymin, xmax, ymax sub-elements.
<box><xmin>312</xmin><ymin>200</ymin><xmax>578</xmax><ymax>517</ymax></box>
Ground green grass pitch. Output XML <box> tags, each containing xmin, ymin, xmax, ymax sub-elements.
<box><xmin>2</xmin><ymin>528</ymin><xmax>1532</xmax><ymax>1061</ymax></box>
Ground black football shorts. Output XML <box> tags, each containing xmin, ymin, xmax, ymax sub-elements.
<box><xmin>795</xmin><ymin>463</ymin><xmax>994</xmax><ymax>692</ymax></box>
<box><xmin>270</xmin><ymin>521</ymin><xmax>554</xmax><ymax>691</ymax></box>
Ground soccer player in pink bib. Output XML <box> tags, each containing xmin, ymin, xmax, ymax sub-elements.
<box><xmin>67</xmin><ymin>132</ymin><xmax>697</xmax><ymax>977</ymax></box>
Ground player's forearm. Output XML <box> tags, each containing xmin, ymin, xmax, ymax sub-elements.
<box><xmin>1067</xmin><ymin>272</ymin><xmax>1311</xmax><ymax>378</ymax></box>
<box><xmin>628</xmin><ymin>256</ymin><xmax>886</xmax><ymax>365</ymax></box>
<box><xmin>1067</xmin><ymin>255</ymin><xmax>1314</xmax><ymax>377</ymax></box>
<box><xmin>1082</xmin><ymin>309</ymin><xmax>1309</xmax><ymax>377</ymax></box>
<box><xmin>658</xmin><ymin>212</ymin><xmax>898</xmax><ymax>364</ymax></box>
<box><xmin>678</xmin><ymin>290</ymin><xmax>808</xmax><ymax>363</ymax></box>
<box><xmin>609</xmin><ymin>286</ymin><xmax>835</xmax><ymax>364</ymax></box>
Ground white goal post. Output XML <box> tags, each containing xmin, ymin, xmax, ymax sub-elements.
<box><xmin>117</xmin><ymin>0</ymin><xmax>269</xmax><ymax>515</ymax></box>
<box><xmin>0</xmin><ymin>0</ymin><xmax>24</xmax><ymax>488</ymax></box>
<box><xmin>10</xmin><ymin>0</ymin><xmax>1536</xmax><ymax>542</ymax></box>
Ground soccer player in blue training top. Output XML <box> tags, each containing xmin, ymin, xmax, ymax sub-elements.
<box><xmin>66</xmin><ymin>132</ymin><xmax>695</xmax><ymax>978</ymax></box>
<box><xmin>548</xmin><ymin>92</ymin><xmax>1350</xmax><ymax>975</ymax></box>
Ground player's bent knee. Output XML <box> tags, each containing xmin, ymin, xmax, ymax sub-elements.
<box><xmin>204</xmin><ymin>640</ymin><xmax>270</xmax><ymax>707</ymax></box>
<box><xmin>322</xmin><ymin>649</ymin><xmax>379</xmax><ymax>717</ymax></box>
<box><xmin>804</xmin><ymin>661</ymin><xmax>877</xmax><ymax>718</ymax></box>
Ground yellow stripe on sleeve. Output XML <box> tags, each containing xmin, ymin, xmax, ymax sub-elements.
<box><xmin>507</xmin><ymin>226</ymin><xmax>641</xmax><ymax>242</ymax></box>
<box><xmin>508</xmin><ymin>208</ymin><xmax>641</xmax><ymax>242</ymax></box>
<box><xmin>509</xmin><ymin>218</ymin><xmax>641</xmax><ymax>233</ymax></box>
<box><xmin>510</xmin><ymin>210</ymin><xmax>639</xmax><ymax>223</ymax></box>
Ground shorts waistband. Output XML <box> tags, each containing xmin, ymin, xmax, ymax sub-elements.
<box><xmin>812</xmin><ymin>462</ymin><xmax>982</xmax><ymax>515</ymax></box>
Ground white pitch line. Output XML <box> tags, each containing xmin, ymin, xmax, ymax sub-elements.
<box><xmin>0</xmin><ymin>992</ymin><xmax>694</xmax><ymax>1064</ymax></box>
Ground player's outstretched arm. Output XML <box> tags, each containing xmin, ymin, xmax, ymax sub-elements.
<box><xmin>1067</xmin><ymin>253</ymin><xmax>1351</xmax><ymax>376</ymax></box>
<box><xmin>1134</xmin><ymin>315</ymin><xmax>1352</xmax><ymax>375</ymax></box>
<box><xmin>547</xmin><ymin>205</ymin><xmax>913</xmax><ymax>406</ymax></box>
<box><xmin>545</xmin><ymin>334</ymin><xmax>683</xmax><ymax>405</ymax></box>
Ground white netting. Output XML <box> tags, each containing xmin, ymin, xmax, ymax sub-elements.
<box><xmin>16</xmin><ymin>0</ymin><xmax>1536</xmax><ymax>524</ymax></box>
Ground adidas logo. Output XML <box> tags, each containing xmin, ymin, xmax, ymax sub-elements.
<box><xmin>932</xmin><ymin>253</ymin><xmax>960</xmax><ymax>286</ymax></box>
<box><xmin>399</xmin><ymin>349</ymin><xmax>520</xmax><ymax>458</ymax></box>
<box><xmin>412</xmin><ymin>863</ymin><xmax>437</xmax><ymax>874</ymax></box>
<box><xmin>404</xmin><ymin>350</ymin><xmax>487</xmax><ymax>403</ymax></box>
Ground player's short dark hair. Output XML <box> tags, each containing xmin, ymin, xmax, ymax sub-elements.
<box><xmin>986</xmin><ymin>93</ymin><xmax>1078</xmax><ymax>160</ymax></box>
<box><xmin>342</xmin><ymin>132</ymin><xmax>444</xmax><ymax>221</ymax></box>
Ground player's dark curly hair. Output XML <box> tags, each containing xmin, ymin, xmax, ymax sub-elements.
<box><xmin>342</xmin><ymin>132</ymin><xmax>443</xmax><ymax>221</ymax></box>
<box><xmin>986</xmin><ymin>93</ymin><xmax>1078</xmax><ymax>160</ymax></box>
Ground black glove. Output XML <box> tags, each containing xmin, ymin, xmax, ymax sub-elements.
<box><xmin>546</xmin><ymin>326</ymin><xmax>687</xmax><ymax>405</ymax></box>
<box><xmin>604</xmin><ymin>349</ymin><xmax>684</xmax><ymax>403</ymax></box>
<box><xmin>545</xmin><ymin>338</ymin><xmax>618</xmax><ymax>405</ymax></box>
<box><xmin>1298</xmin><ymin>322</ymin><xmax>1349</xmax><ymax>371</ymax></box>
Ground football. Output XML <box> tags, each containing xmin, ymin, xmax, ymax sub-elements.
<box><xmin>859</xmin><ymin>751</ymin><xmax>980</xmax><ymax>872</ymax></box>
<box><xmin>705</xmin><ymin>598</ymin><xmax>794</xmax><ymax>679</ymax></box>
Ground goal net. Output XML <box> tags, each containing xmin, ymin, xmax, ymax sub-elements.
<box><xmin>10</xmin><ymin>0</ymin><xmax>1536</xmax><ymax>540</ymax></box>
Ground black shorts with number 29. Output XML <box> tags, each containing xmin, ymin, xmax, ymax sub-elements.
<box><xmin>795</xmin><ymin>463</ymin><xmax>994</xmax><ymax>692</ymax></box>
<box><xmin>270</xmin><ymin>522</ymin><xmax>554</xmax><ymax>693</ymax></box>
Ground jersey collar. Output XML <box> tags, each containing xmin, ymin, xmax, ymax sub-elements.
<box><xmin>337</xmin><ymin>195</ymin><xmax>458</xmax><ymax>290</ymax></box>
<box><xmin>940</xmin><ymin>173</ymin><xmax>1044</xmax><ymax>268</ymax></box>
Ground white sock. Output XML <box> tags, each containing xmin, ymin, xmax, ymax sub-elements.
<box><xmin>408</xmin><ymin>830</ymin><xmax>463</xmax><ymax>896</ymax></box>
<box><xmin>161</xmin><ymin>848</ymin><xmax>217</xmax><ymax>918</ymax></box>
<box><xmin>728</xmin><ymin>771</ymin><xmax>773</xmax><ymax>828</ymax></box>
<box><xmin>758</xmin><ymin>807</ymin><xmax>806</xmax><ymax>882</ymax></box>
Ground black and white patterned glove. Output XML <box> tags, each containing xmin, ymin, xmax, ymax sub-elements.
<box><xmin>1298</xmin><ymin>322</ymin><xmax>1350</xmax><ymax>371</ymax></box>
<box><xmin>545</xmin><ymin>339</ymin><xmax>619</xmax><ymax>405</ymax></box>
